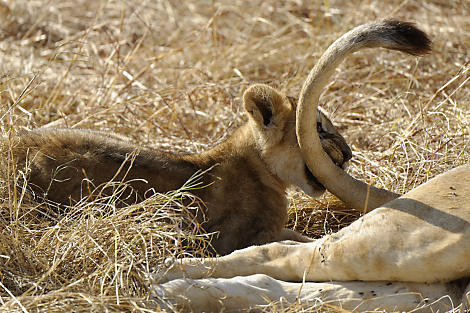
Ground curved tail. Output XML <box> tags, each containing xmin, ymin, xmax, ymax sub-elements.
<box><xmin>296</xmin><ymin>20</ymin><xmax>431</xmax><ymax>211</ymax></box>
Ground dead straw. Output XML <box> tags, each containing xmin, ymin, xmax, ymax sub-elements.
<box><xmin>0</xmin><ymin>0</ymin><xmax>469</xmax><ymax>312</ymax></box>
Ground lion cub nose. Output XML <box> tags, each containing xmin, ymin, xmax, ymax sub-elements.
<box><xmin>342</xmin><ymin>146</ymin><xmax>353</xmax><ymax>164</ymax></box>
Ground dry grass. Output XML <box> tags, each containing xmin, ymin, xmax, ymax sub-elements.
<box><xmin>0</xmin><ymin>0</ymin><xmax>469</xmax><ymax>312</ymax></box>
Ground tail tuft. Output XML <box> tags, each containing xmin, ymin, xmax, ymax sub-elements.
<box><xmin>383</xmin><ymin>19</ymin><xmax>432</xmax><ymax>55</ymax></box>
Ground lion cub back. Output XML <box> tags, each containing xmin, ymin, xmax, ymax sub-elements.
<box><xmin>9</xmin><ymin>128</ymin><xmax>199</xmax><ymax>205</ymax></box>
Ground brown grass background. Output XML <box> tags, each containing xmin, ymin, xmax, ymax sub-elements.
<box><xmin>0</xmin><ymin>0</ymin><xmax>469</xmax><ymax>312</ymax></box>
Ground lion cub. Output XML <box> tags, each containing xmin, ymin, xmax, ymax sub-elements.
<box><xmin>8</xmin><ymin>84</ymin><xmax>351</xmax><ymax>254</ymax></box>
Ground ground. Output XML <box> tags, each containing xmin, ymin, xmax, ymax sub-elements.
<box><xmin>0</xmin><ymin>0</ymin><xmax>469</xmax><ymax>312</ymax></box>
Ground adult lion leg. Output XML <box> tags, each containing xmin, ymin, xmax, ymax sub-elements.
<box><xmin>152</xmin><ymin>275</ymin><xmax>465</xmax><ymax>312</ymax></box>
<box><xmin>157</xmin><ymin>240</ymin><xmax>318</xmax><ymax>283</ymax></box>
<box><xmin>157</xmin><ymin>165</ymin><xmax>470</xmax><ymax>284</ymax></box>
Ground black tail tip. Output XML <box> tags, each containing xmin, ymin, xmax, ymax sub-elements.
<box><xmin>385</xmin><ymin>19</ymin><xmax>432</xmax><ymax>55</ymax></box>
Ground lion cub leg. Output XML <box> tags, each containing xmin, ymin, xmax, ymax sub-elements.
<box><xmin>275</xmin><ymin>228</ymin><xmax>313</xmax><ymax>243</ymax></box>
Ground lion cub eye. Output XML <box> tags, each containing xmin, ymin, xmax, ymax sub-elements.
<box><xmin>316</xmin><ymin>122</ymin><xmax>323</xmax><ymax>133</ymax></box>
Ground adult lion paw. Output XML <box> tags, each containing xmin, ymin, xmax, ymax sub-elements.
<box><xmin>149</xmin><ymin>257</ymin><xmax>190</xmax><ymax>284</ymax></box>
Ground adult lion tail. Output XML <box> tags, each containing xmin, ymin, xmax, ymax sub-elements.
<box><xmin>296</xmin><ymin>20</ymin><xmax>431</xmax><ymax>211</ymax></box>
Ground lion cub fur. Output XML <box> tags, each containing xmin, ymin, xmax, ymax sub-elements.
<box><xmin>7</xmin><ymin>84</ymin><xmax>351</xmax><ymax>254</ymax></box>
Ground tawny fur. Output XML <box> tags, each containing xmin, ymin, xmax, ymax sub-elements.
<box><xmin>297</xmin><ymin>19</ymin><xmax>431</xmax><ymax>211</ymax></box>
<box><xmin>155</xmin><ymin>164</ymin><xmax>470</xmax><ymax>312</ymax></box>
<box><xmin>6</xmin><ymin>87</ymin><xmax>351</xmax><ymax>255</ymax></box>
<box><xmin>150</xmin><ymin>20</ymin><xmax>470</xmax><ymax>312</ymax></box>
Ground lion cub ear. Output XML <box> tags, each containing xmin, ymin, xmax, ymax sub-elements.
<box><xmin>243</xmin><ymin>84</ymin><xmax>290</xmax><ymax>127</ymax></box>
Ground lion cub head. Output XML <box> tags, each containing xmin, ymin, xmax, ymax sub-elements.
<box><xmin>243</xmin><ymin>84</ymin><xmax>352</xmax><ymax>197</ymax></box>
